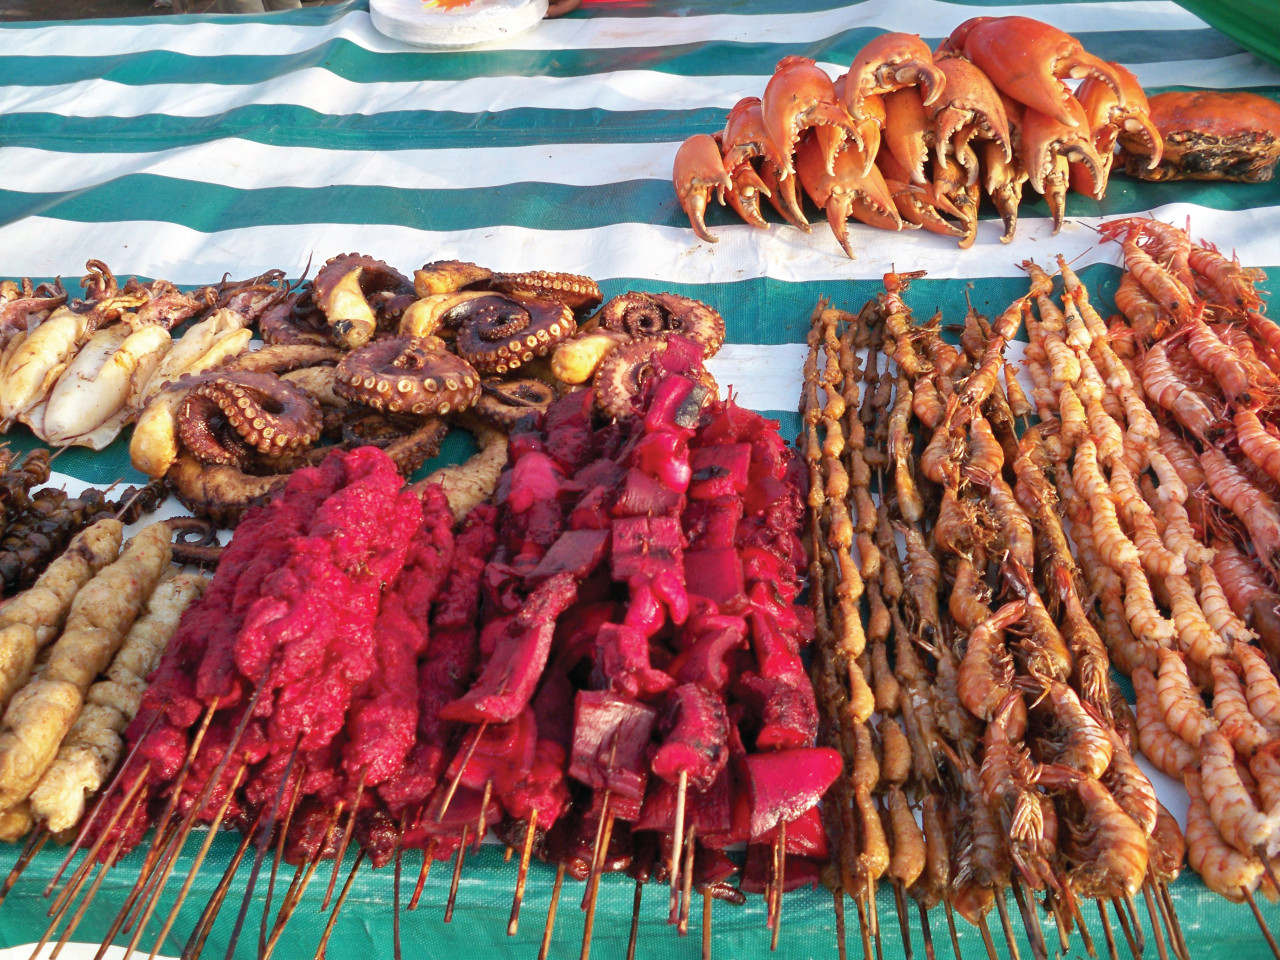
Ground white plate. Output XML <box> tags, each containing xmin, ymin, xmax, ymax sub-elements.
<box><xmin>369</xmin><ymin>0</ymin><xmax>549</xmax><ymax>49</ymax></box>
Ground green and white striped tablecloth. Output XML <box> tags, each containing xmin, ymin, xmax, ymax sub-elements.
<box><xmin>0</xmin><ymin>0</ymin><xmax>1277</xmax><ymax>956</ymax></box>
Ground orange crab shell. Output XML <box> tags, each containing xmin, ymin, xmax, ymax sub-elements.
<box><xmin>1119</xmin><ymin>91</ymin><xmax>1280</xmax><ymax>182</ymax></box>
<box><xmin>843</xmin><ymin>32</ymin><xmax>946</xmax><ymax>121</ymax></box>
<box><xmin>957</xmin><ymin>16</ymin><xmax>1127</xmax><ymax>130</ymax></box>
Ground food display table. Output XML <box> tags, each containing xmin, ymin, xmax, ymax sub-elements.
<box><xmin>0</xmin><ymin>0</ymin><xmax>1279</xmax><ymax>956</ymax></box>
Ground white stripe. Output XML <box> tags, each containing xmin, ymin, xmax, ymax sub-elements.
<box><xmin>0</xmin><ymin>140</ymin><xmax>686</xmax><ymax>193</ymax></box>
<box><xmin>0</xmin><ymin>2</ymin><xmax>1212</xmax><ymax>58</ymax></box>
<box><xmin>1</xmin><ymin>202</ymin><xmax>1275</xmax><ymax>288</ymax></box>
<box><xmin>707</xmin><ymin>344</ymin><xmax>808</xmax><ymax>413</ymax></box>
<box><xmin>3</xmin><ymin>52</ymin><xmax>1276</xmax><ymax>121</ymax></box>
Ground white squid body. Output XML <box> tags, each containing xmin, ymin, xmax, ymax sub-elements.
<box><xmin>134</xmin><ymin>308</ymin><xmax>251</xmax><ymax>410</ymax></box>
<box><xmin>35</xmin><ymin>323</ymin><xmax>172</xmax><ymax>448</ymax></box>
<box><xmin>0</xmin><ymin>307</ymin><xmax>91</xmax><ymax>425</ymax></box>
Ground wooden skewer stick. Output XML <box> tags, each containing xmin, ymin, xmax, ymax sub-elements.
<box><xmin>409</xmin><ymin>838</ymin><xmax>437</xmax><ymax>911</ymax></box>
<box><xmin>45</xmin><ymin>781</ymin><xmax>149</xmax><ymax>960</ymax></box>
<box><xmin>868</xmin><ymin>879</ymin><xmax>885</xmax><ymax>960</ymax></box>
<box><xmin>393</xmin><ymin>813</ymin><xmax>407</xmax><ymax>960</ymax></box>
<box><xmin>626</xmin><ymin>879</ymin><xmax>643</xmax><ymax>960</ymax></box>
<box><xmin>994</xmin><ymin>891</ymin><xmax>1022</xmax><ymax>960</ymax></box>
<box><xmin>1142</xmin><ymin>882</ymin><xmax>1171</xmax><ymax>960</ymax></box>
<box><xmin>141</xmin><ymin>764</ymin><xmax>247</xmax><ymax>960</ymax></box>
<box><xmin>1112</xmin><ymin>896</ymin><xmax>1143</xmax><ymax>959</ymax></box>
<box><xmin>1</xmin><ymin>828</ymin><xmax>47</xmax><ymax>909</ymax></box>
<box><xmin>771</xmin><ymin>820</ymin><xmax>786</xmax><ymax>951</ymax></box>
<box><xmin>1045</xmin><ymin>891</ymin><xmax>1071</xmax><ymax>959</ymax></box>
<box><xmin>1097</xmin><ymin>897</ymin><xmax>1121</xmax><ymax>960</ymax></box>
<box><xmin>891</xmin><ymin>881</ymin><xmax>913</xmax><ymax>960</ymax></box>
<box><xmin>261</xmin><ymin>802</ymin><xmax>345</xmax><ymax>960</ymax></box>
<box><xmin>581</xmin><ymin>792</ymin><xmax>612</xmax><ymax>910</ymax></box>
<box><xmin>260</xmin><ymin>766</ymin><xmax>306</xmax><ymax>957</ymax></box>
<box><xmin>917</xmin><ymin>899</ymin><xmax>937</xmax><ymax>960</ymax></box>
<box><xmin>1010</xmin><ymin>878</ymin><xmax>1047</xmax><ymax>960</ymax></box>
<box><xmin>1063</xmin><ymin>882</ymin><xmax>1098</xmax><ymax>960</ymax></box>
<box><xmin>976</xmin><ymin>912</ymin><xmax>1000</xmax><ymax>960</ymax></box>
<box><xmin>538</xmin><ymin>862</ymin><xmax>567</xmax><ymax>960</ymax></box>
<box><xmin>580</xmin><ymin>810</ymin><xmax>616</xmax><ymax>960</ymax></box>
<box><xmin>475</xmin><ymin>778</ymin><xmax>493</xmax><ymax>852</ymax></box>
<box><xmin>444</xmin><ymin>823</ymin><xmax>469</xmax><ymax>923</ymax></box>
<box><xmin>1245</xmin><ymin>886</ymin><xmax>1280</xmax><ymax>960</ymax></box>
<box><xmin>703</xmin><ymin>888</ymin><xmax>713</xmax><ymax>960</ymax></box>
<box><xmin>833</xmin><ymin>889</ymin><xmax>848</xmax><ymax>960</ymax></box>
<box><xmin>669</xmin><ymin>768</ymin><xmax>688</xmax><ymax>924</ymax></box>
<box><xmin>507</xmin><ymin>810</ymin><xmax>539</xmax><ymax>935</ymax></box>
<box><xmin>38</xmin><ymin>761</ymin><xmax>151</xmax><ymax>955</ymax></box>
<box><xmin>436</xmin><ymin>721</ymin><xmax>488</xmax><ymax>823</ymax></box>
<box><xmin>854</xmin><ymin>888</ymin><xmax>874</xmax><ymax>960</ymax></box>
<box><xmin>313</xmin><ymin>851</ymin><xmax>365</xmax><ymax>960</ymax></box>
<box><xmin>180</xmin><ymin>811</ymin><xmax>257</xmax><ymax>960</ymax></box>
<box><xmin>48</xmin><ymin>711</ymin><xmax>160</xmax><ymax>897</ymax></box>
<box><xmin>322</xmin><ymin>769</ymin><xmax>368</xmax><ymax>912</ymax></box>
<box><xmin>943</xmin><ymin>900</ymin><xmax>965</xmax><ymax>960</ymax></box>
<box><xmin>223</xmin><ymin>738</ymin><xmax>302</xmax><ymax>960</ymax></box>
<box><xmin>679</xmin><ymin>824</ymin><xmax>697</xmax><ymax>937</ymax></box>
<box><xmin>504</xmin><ymin>846</ymin><xmax>514</xmax><ymax>863</ymax></box>
<box><xmin>1156</xmin><ymin>882</ymin><xmax>1190</xmax><ymax>960</ymax></box>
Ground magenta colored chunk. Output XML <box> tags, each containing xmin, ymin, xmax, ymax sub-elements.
<box><xmin>569</xmin><ymin>690</ymin><xmax>658</xmax><ymax>800</ymax></box>
<box><xmin>742</xmin><ymin>747</ymin><xmax>842</xmax><ymax>838</ymax></box>
<box><xmin>688</xmin><ymin>444</ymin><xmax>751</xmax><ymax>499</ymax></box>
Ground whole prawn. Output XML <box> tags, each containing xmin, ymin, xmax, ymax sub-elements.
<box><xmin>1155</xmin><ymin>648</ymin><xmax>1216</xmax><ymax>747</ymax></box>
<box><xmin>1200</xmin><ymin>446</ymin><xmax>1280</xmax><ymax>575</ymax></box>
<box><xmin>1211</xmin><ymin>657</ymin><xmax>1272</xmax><ymax>757</ymax></box>
<box><xmin>1029</xmin><ymin>679</ymin><xmax>1113</xmax><ymax>780</ymax></box>
<box><xmin>1186</xmin><ymin>770</ymin><xmax>1264</xmax><ymax>901</ymax></box>
<box><xmin>1133</xmin><ymin>665</ymin><xmax>1199</xmax><ymax>779</ymax></box>
<box><xmin>1234</xmin><ymin>408</ymin><xmax>1280</xmax><ymax>490</ymax></box>
<box><xmin>1040</xmin><ymin>764</ymin><xmax>1149</xmax><ymax>899</ymax></box>
<box><xmin>1200</xmin><ymin>729</ymin><xmax>1280</xmax><ymax>856</ymax></box>
<box><xmin>1234</xmin><ymin>641</ymin><xmax>1280</xmax><ymax>733</ymax></box>
<box><xmin>1189</xmin><ymin>241</ymin><xmax>1265</xmax><ymax>314</ymax></box>
<box><xmin>1141</xmin><ymin>342</ymin><xmax>1221</xmax><ymax>444</ymax></box>
<box><xmin>957</xmin><ymin>599</ymin><xmax>1024</xmax><ymax>721</ymax></box>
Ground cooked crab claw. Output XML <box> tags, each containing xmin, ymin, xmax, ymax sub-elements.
<box><xmin>878</xmin><ymin>150</ymin><xmax>960</xmax><ymax>238</ymax></box>
<box><xmin>981</xmin><ymin>140</ymin><xmax>1027</xmax><ymax>243</ymax></box>
<box><xmin>796</xmin><ymin>135</ymin><xmax>900</xmax><ymax>259</ymax></box>
<box><xmin>821</xmin><ymin>76</ymin><xmax>882</xmax><ymax>178</ymax></box>
<box><xmin>958</xmin><ymin>16</ymin><xmax>1128</xmax><ymax>130</ymax></box>
<box><xmin>1020</xmin><ymin>95</ymin><xmax>1106</xmax><ymax>199</ymax></box>
<box><xmin>725</xmin><ymin>163</ymin><xmax>773</xmax><ymax>229</ymax></box>
<box><xmin>673</xmin><ymin>133</ymin><xmax>732</xmax><ymax>243</ymax></box>
<box><xmin>758</xmin><ymin>155</ymin><xmax>811</xmax><ymax>232</ymax></box>
<box><xmin>930</xmin><ymin>53</ymin><xmax>1013</xmax><ymax>169</ymax></box>
<box><xmin>938</xmin><ymin>16</ymin><xmax>991</xmax><ymax>55</ymax></box>
<box><xmin>721</xmin><ymin>96</ymin><xmax>769</xmax><ymax>172</ymax></box>
<box><xmin>932</xmin><ymin>154</ymin><xmax>980</xmax><ymax>248</ymax></box>
<box><xmin>844</xmin><ymin>32</ymin><xmax>946</xmax><ymax>121</ymax></box>
<box><xmin>1077</xmin><ymin>65</ymin><xmax>1162</xmax><ymax>171</ymax></box>
<box><xmin>883</xmin><ymin>85</ymin><xmax>933</xmax><ymax>185</ymax></box>
<box><xmin>718</xmin><ymin>98</ymin><xmax>774</xmax><ymax>229</ymax></box>
<box><xmin>761</xmin><ymin>55</ymin><xmax>862</xmax><ymax>178</ymax></box>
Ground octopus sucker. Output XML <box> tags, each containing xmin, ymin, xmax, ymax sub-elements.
<box><xmin>313</xmin><ymin>253</ymin><xmax>414</xmax><ymax>350</ymax></box>
<box><xmin>177</xmin><ymin>393</ymin><xmax>253</xmax><ymax>469</ymax></box>
<box><xmin>335</xmin><ymin>336</ymin><xmax>481</xmax><ymax>417</ymax></box>
<box><xmin>451</xmin><ymin>294</ymin><xmax>577</xmax><ymax>375</ymax></box>
<box><xmin>193</xmin><ymin>372</ymin><xmax>323</xmax><ymax>455</ymax></box>
<box><xmin>590</xmin><ymin>292</ymin><xmax>726</xmax><ymax>356</ymax></box>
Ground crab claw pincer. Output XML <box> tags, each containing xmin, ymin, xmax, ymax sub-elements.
<box><xmin>761</xmin><ymin>55</ymin><xmax>863</xmax><ymax>178</ymax></box>
<box><xmin>843</xmin><ymin>32</ymin><xmax>946</xmax><ymax>121</ymax></box>
<box><xmin>1076</xmin><ymin>64</ymin><xmax>1162</xmax><ymax>173</ymax></box>
<box><xmin>719</xmin><ymin>98</ymin><xmax>775</xmax><ymax>229</ymax></box>
<box><xmin>930</xmin><ymin>54</ymin><xmax>1013</xmax><ymax>168</ymax></box>
<box><xmin>673</xmin><ymin>133</ymin><xmax>733</xmax><ymax>243</ymax></box>
<box><xmin>1020</xmin><ymin>96</ymin><xmax>1106</xmax><ymax>233</ymax></box>
<box><xmin>795</xmin><ymin>135</ymin><xmax>900</xmax><ymax>259</ymax></box>
<box><xmin>956</xmin><ymin>16</ymin><xmax>1128</xmax><ymax>130</ymax></box>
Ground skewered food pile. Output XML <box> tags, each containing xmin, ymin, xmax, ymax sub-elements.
<box><xmin>673</xmin><ymin>15</ymin><xmax>1164</xmax><ymax>254</ymax></box>
<box><xmin>14</xmin><ymin>341</ymin><xmax>843</xmax><ymax>960</ymax></box>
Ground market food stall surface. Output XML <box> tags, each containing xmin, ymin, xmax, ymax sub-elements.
<box><xmin>0</xmin><ymin>0</ymin><xmax>1278</xmax><ymax>956</ymax></box>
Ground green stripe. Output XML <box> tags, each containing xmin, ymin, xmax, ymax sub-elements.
<box><xmin>0</xmin><ymin>29</ymin><xmax>1236</xmax><ymax>87</ymax></box>
<box><xmin>0</xmin><ymin>107</ymin><xmax>725</xmax><ymax>150</ymax></box>
<box><xmin>1</xmin><ymin>86</ymin><xmax>1277</xmax><ymax>155</ymax></box>
<box><xmin>1</xmin><ymin>166</ymin><xmax>1276</xmax><ymax>241</ymax></box>
<box><xmin>0</xmin><ymin>0</ymin><xmax>369</xmax><ymax>30</ymax></box>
